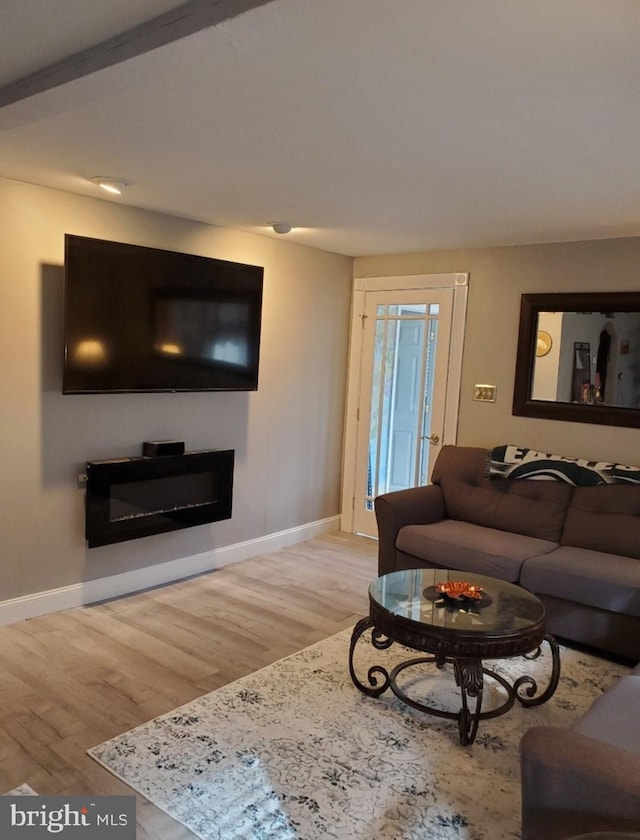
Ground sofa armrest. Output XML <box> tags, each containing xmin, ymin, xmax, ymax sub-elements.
<box><xmin>520</xmin><ymin>726</ymin><xmax>640</xmax><ymax>840</ymax></box>
<box><xmin>374</xmin><ymin>484</ymin><xmax>446</xmax><ymax>576</ymax></box>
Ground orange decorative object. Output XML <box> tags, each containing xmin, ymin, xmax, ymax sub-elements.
<box><xmin>436</xmin><ymin>581</ymin><xmax>483</xmax><ymax>600</ymax></box>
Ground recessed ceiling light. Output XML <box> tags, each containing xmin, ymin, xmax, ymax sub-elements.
<box><xmin>271</xmin><ymin>223</ymin><xmax>293</xmax><ymax>234</ymax></box>
<box><xmin>90</xmin><ymin>177</ymin><xmax>129</xmax><ymax>195</ymax></box>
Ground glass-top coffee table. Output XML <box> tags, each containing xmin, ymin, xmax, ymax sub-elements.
<box><xmin>348</xmin><ymin>569</ymin><xmax>561</xmax><ymax>745</ymax></box>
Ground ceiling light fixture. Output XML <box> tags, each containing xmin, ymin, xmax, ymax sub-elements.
<box><xmin>90</xmin><ymin>177</ymin><xmax>129</xmax><ymax>195</ymax></box>
<box><xmin>271</xmin><ymin>223</ymin><xmax>293</xmax><ymax>235</ymax></box>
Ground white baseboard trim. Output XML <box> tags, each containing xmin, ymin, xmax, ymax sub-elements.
<box><xmin>0</xmin><ymin>515</ymin><xmax>342</xmax><ymax>627</ymax></box>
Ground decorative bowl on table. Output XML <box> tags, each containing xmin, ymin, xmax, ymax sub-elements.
<box><xmin>436</xmin><ymin>581</ymin><xmax>483</xmax><ymax>602</ymax></box>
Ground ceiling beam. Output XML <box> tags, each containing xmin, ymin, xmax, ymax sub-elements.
<box><xmin>0</xmin><ymin>0</ymin><xmax>274</xmax><ymax>109</ymax></box>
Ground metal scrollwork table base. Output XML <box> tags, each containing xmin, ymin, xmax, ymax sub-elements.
<box><xmin>349</xmin><ymin>571</ymin><xmax>561</xmax><ymax>746</ymax></box>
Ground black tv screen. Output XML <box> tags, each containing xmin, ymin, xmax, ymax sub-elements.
<box><xmin>63</xmin><ymin>235</ymin><xmax>263</xmax><ymax>393</ymax></box>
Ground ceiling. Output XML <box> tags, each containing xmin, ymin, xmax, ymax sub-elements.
<box><xmin>0</xmin><ymin>0</ymin><xmax>638</xmax><ymax>257</ymax></box>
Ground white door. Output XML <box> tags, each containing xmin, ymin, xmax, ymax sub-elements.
<box><xmin>343</xmin><ymin>275</ymin><xmax>467</xmax><ymax>539</ymax></box>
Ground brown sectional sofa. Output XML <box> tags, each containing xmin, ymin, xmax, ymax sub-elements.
<box><xmin>375</xmin><ymin>444</ymin><xmax>640</xmax><ymax>662</ymax></box>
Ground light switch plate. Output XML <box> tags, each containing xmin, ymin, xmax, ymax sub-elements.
<box><xmin>474</xmin><ymin>384</ymin><xmax>497</xmax><ymax>402</ymax></box>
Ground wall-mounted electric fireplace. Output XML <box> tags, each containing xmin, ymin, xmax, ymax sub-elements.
<box><xmin>85</xmin><ymin>449</ymin><xmax>234</xmax><ymax>547</ymax></box>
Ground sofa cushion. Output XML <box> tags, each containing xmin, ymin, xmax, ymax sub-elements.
<box><xmin>440</xmin><ymin>477</ymin><xmax>573</xmax><ymax>542</ymax></box>
<box><xmin>396</xmin><ymin>520</ymin><xmax>558</xmax><ymax>582</ymax></box>
<box><xmin>520</xmin><ymin>546</ymin><xmax>640</xmax><ymax>616</ymax></box>
<box><xmin>562</xmin><ymin>485</ymin><xmax>640</xmax><ymax>559</ymax></box>
<box><xmin>572</xmin><ymin>675</ymin><xmax>640</xmax><ymax>754</ymax></box>
<box><xmin>431</xmin><ymin>446</ymin><xmax>574</xmax><ymax>542</ymax></box>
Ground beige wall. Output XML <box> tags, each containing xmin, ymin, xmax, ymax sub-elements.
<box><xmin>355</xmin><ymin>237</ymin><xmax>640</xmax><ymax>465</ymax></box>
<box><xmin>0</xmin><ymin>178</ymin><xmax>353</xmax><ymax>600</ymax></box>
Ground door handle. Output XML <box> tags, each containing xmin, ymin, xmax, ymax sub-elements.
<box><xmin>421</xmin><ymin>433</ymin><xmax>440</xmax><ymax>444</ymax></box>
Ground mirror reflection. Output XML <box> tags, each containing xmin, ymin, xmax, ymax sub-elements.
<box><xmin>531</xmin><ymin>311</ymin><xmax>640</xmax><ymax>408</ymax></box>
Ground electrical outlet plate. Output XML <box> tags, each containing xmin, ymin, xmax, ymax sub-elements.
<box><xmin>474</xmin><ymin>384</ymin><xmax>497</xmax><ymax>402</ymax></box>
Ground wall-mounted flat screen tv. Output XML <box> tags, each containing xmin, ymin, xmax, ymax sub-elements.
<box><xmin>63</xmin><ymin>235</ymin><xmax>264</xmax><ymax>394</ymax></box>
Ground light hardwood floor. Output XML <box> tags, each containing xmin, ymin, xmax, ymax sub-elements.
<box><xmin>0</xmin><ymin>531</ymin><xmax>377</xmax><ymax>838</ymax></box>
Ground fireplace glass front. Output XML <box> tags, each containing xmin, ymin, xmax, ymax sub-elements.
<box><xmin>85</xmin><ymin>449</ymin><xmax>234</xmax><ymax>547</ymax></box>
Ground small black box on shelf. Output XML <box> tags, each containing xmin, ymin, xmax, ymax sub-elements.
<box><xmin>142</xmin><ymin>440</ymin><xmax>185</xmax><ymax>457</ymax></box>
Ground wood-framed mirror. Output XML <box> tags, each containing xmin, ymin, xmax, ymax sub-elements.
<box><xmin>513</xmin><ymin>292</ymin><xmax>640</xmax><ymax>428</ymax></box>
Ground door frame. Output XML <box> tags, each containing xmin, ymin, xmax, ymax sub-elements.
<box><xmin>341</xmin><ymin>272</ymin><xmax>469</xmax><ymax>534</ymax></box>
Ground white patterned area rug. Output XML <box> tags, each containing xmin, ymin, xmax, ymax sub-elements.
<box><xmin>88</xmin><ymin>629</ymin><xmax>628</xmax><ymax>840</ymax></box>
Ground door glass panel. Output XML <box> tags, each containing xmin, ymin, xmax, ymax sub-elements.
<box><xmin>378</xmin><ymin>304</ymin><xmax>429</xmax><ymax>317</ymax></box>
<box><xmin>366</xmin><ymin>303</ymin><xmax>437</xmax><ymax>510</ymax></box>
